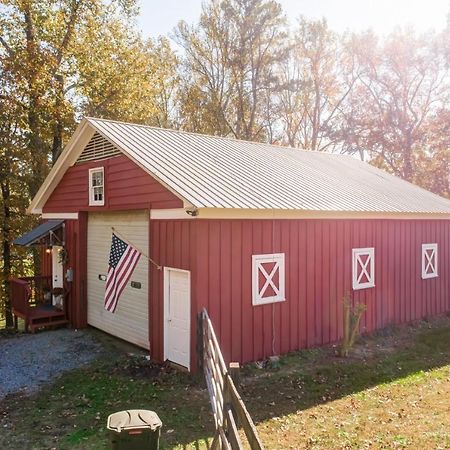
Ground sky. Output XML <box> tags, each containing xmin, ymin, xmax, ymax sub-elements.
<box><xmin>137</xmin><ymin>0</ymin><xmax>450</xmax><ymax>39</ymax></box>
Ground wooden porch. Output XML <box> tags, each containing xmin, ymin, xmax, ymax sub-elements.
<box><xmin>10</xmin><ymin>276</ymin><xmax>69</xmax><ymax>333</ymax></box>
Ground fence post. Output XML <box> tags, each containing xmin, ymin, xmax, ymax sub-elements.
<box><xmin>197</xmin><ymin>311</ymin><xmax>204</xmax><ymax>372</ymax></box>
<box><xmin>229</xmin><ymin>362</ymin><xmax>240</xmax><ymax>387</ymax></box>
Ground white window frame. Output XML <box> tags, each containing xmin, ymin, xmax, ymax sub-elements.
<box><xmin>421</xmin><ymin>243</ymin><xmax>438</xmax><ymax>279</ymax></box>
<box><xmin>252</xmin><ymin>253</ymin><xmax>285</xmax><ymax>306</ymax></box>
<box><xmin>352</xmin><ymin>247</ymin><xmax>375</xmax><ymax>290</ymax></box>
<box><xmin>89</xmin><ymin>167</ymin><xmax>105</xmax><ymax>206</ymax></box>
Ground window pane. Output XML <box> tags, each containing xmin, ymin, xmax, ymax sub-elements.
<box><xmin>92</xmin><ymin>171</ymin><xmax>103</xmax><ymax>187</ymax></box>
<box><xmin>93</xmin><ymin>187</ymin><xmax>103</xmax><ymax>201</ymax></box>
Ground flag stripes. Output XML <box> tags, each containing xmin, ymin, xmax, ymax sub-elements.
<box><xmin>104</xmin><ymin>233</ymin><xmax>141</xmax><ymax>313</ymax></box>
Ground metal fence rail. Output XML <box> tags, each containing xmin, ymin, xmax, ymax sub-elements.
<box><xmin>199</xmin><ymin>309</ymin><xmax>264</xmax><ymax>450</ymax></box>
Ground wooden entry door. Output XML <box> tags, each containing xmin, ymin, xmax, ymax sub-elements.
<box><xmin>164</xmin><ymin>268</ymin><xmax>191</xmax><ymax>370</ymax></box>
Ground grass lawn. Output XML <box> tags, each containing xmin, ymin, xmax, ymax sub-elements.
<box><xmin>0</xmin><ymin>316</ymin><xmax>449</xmax><ymax>449</ymax></box>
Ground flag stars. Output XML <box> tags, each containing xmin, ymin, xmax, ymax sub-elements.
<box><xmin>109</xmin><ymin>234</ymin><xmax>129</xmax><ymax>268</ymax></box>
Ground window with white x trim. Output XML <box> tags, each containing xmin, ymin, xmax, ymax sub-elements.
<box><xmin>422</xmin><ymin>243</ymin><xmax>438</xmax><ymax>279</ymax></box>
<box><xmin>352</xmin><ymin>247</ymin><xmax>375</xmax><ymax>290</ymax></box>
<box><xmin>252</xmin><ymin>253</ymin><xmax>285</xmax><ymax>306</ymax></box>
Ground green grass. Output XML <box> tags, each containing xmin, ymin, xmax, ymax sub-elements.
<box><xmin>0</xmin><ymin>316</ymin><xmax>449</xmax><ymax>449</ymax></box>
<box><xmin>0</xmin><ymin>349</ymin><xmax>212</xmax><ymax>449</ymax></box>
<box><xmin>241</xmin><ymin>317</ymin><xmax>450</xmax><ymax>449</ymax></box>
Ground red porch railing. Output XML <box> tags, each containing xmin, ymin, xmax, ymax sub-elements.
<box><xmin>19</xmin><ymin>276</ymin><xmax>52</xmax><ymax>305</ymax></box>
<box><xmin>10</xmin><ymin>276</ymin><xmax>68</xmax><ymax>332</ymax></box>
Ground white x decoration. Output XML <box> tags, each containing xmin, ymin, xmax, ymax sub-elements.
<box><xmin>258</xmin><ymin>261</ymin><xmax>280</xmax><ymax>298</ymax></box>
<box><xmin>422</xmin><ymin>243</ymin><xmax>438</xmax><ymax>279</ymax></box>
<box><xmin>252</xmin><ymin>253</ymin><xmax>285</xmax><ymax>306</ymax></box>
<box><xmin>352</xmin><ymin>248</ymin><xmax>375</xmax><ymax>290</ymax></box>
<box><xmin>356</xmin><ymin>254</ymin><xmax>371</xmax><ymax>284</ymax></box>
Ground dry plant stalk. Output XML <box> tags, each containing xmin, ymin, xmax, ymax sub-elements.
<box><xmin>340</xmin><ymin>293</ymin><xmax>366</xmax><ymax>357</ymax></box>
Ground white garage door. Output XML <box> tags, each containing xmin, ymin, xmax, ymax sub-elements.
<box><xmin>87</xmin><ymin>211</ymin><xmax>149</xmax><ymax>349</ymax></box>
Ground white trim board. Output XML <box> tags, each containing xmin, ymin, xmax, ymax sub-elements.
<box><xmin>150</xmin><ymin>208</ymin><xmax>196</xmax><ymax>220</ymax></box>
<box><xmin>194</xmin><ymin>208</ymin><xmax>450</xmax><ymax>220</ymax></box>
<box><xmin>27</xmin><ymin>119</ymin><xmax>191</xmax><ymax>215</ymax></box>
<box><xmin>28</xmin><ymin>121</ymin><xmax>95</xmax><ymax>214</ymax></box>
<box><xmin>150</xmin><ymin>207</ymin><xmax>450</xmax><ymax>221</ymax></box>
<box><xmin>42</xmin><ymin>212</ymin><xmax>79</xmax><ymax>220</ymax></box>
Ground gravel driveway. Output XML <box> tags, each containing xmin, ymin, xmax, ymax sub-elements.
<box><xmin>0</xmin><ymin>329</ymin><xmax>104</xmax><ymax>399</ymax></box>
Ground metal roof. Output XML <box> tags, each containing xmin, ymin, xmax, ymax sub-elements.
<box><xmin>83</xmin><ymin>117</ymin><xmax>450</xmax><ymax>214</ymax></box>
<box><xmin>13</xmin><ymin>220</ymin><xmax>64</xmax><ymax>246</ymax></box>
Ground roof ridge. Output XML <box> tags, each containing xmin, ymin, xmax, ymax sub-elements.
<box><xmin>84</xmin><ymin>116</ymin><xmax>347</xmax><ymax>157</ymax></box>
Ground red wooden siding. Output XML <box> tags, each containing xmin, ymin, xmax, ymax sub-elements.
<box><xmin>39</xmin><ymin>215</ymin><xmax>88</xmax><ymax>328</ymax></box>
<box><xmin>151</xmin><ymin>218</ymin><xmax>450</xmax><ymax>368</ymax></box>
<box><xmin>64</xmin><ymin>213</ymin><xmax>88</xmax><ymax>328</ymax></box>
<box><xmin>43</xmin><ymin>155</ymin><xmax>183</xmax><ymax>213</ymax></box>
<box><xmin>40</xmin><ymin>246</ymin><xmax>52</xmax><ymax>277</ymax></box>
<box><xmin>149</xmin><ymin>220</ymin><xmax>197</xmax><ymax>365</ymax></box>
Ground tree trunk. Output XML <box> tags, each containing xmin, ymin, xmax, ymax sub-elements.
<box><xmin>403</xmin><ymin>133</ymin><xmax>413</xmax><ymax>182</ymax></box>
<box><xmin>1</xmin><ymin>178</ymin><xmax>13</xmax><ymax>327</ymax></box>
<box><xmin>52</xmin><ymin>74</ymin><xmax>64</xmax><ymax>164</ymax></box>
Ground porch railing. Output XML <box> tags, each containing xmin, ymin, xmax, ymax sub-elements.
<box><xmin>18</xmin><ymin>276</ymin><xmax>52</xmax><ymax>305</ymax></box>
<box><xmin>10</xmin><ymin>278</ymin><xmax>32</xmax><ymax>317</ymax></box>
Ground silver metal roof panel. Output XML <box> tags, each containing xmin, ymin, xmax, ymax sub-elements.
<box><xmin>85</xmin><ymin>117</ymin><xmax>450</xmax><ymax>214</ymax></box>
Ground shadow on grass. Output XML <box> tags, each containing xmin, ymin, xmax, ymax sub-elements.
<box><xmin>0</xmin><ymin>318</ymin><xmax>449</xmax><ymax>449</ymax></box>
<box><xmin>239</xmin><ymin>318</ymin><xmax>450</xmax><ymax>427</ymax></box>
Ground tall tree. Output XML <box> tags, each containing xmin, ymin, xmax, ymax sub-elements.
<box><xmin>176</xmin><ymin>0</ymin><xmax>287</xmax><ymax>140</ymax></box>
<box><xmin>275</xmin><ymin>18</ymin><xmax>359</xmax><ymax>151</ymax></box>
<box><xmin>0</xmin><ymin>0</ymin><xmax>177</xmax><ymax>325</ymax></box>
<box><xmin>343</xmin><ymin>28</ymin><xmax>449</xmax><ymax>181</ymax></box>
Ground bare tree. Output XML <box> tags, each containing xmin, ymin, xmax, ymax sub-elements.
<box><xmin>275</xmin><ymin>18</ymin><xmax>359</xmax><ymax>151</ymax></box>
<box><xmin>176</xmin><ymin>0</ymin><xmax>287</xmax><ymax>140</ymax></box>
<box><xmin>344</xmin><ymin>28</ymin><xmax>449</xmax><ymax>181</ymax></box>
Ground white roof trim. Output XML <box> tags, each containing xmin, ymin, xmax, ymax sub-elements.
<box><xmin>28</xmin><ymin>119</ymin><xmax>191</xmax><ymax>215</ymax></box>
<box><xmin>42</xmin><ymin>212</ymin><xmax>79</xmax><ymax>220</ymax></box>
<box><xmin>150</xmin><ymin>208</ymin><xmax>196</xmax><ymax>219</ymax></box>
<box><xmin>28</xmin><ymin>120</ymin><xmax>94</xmax><ymax>214</ymax></box>
<box><xmin>29</xmin><ymin>117</ymin><xmax>450</xmax><ymax>217</ymax></box>
<box><xmin>194</xmin><ymin>208</ymin><xmax>450</xmax><ymax>220</ymax></box>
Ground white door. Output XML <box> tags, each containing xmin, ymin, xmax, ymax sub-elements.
<box><xmin>52</xmin><ymin>245</ymin><xmax>64</xmax><ymax>305</ymax></box>
<box><xmin>87</xmin><ymin>211</ymin><xmax>149</xmax><ymax>349</ymax></box>
<box><xmin>164</xmin><ymin>268</ymin><xmax>191</xmax><ymax>369</ymax></box>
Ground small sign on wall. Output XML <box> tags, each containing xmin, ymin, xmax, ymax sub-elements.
<box><xmin>252</xmin><ymin>253</ymin><xmax>286</xmax><ymax>306</ymax></box>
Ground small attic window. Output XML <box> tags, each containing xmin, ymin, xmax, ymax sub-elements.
<box><xmin>89</xmin><ymin>167</ymin><xmax>104</xmax><ymax>206</ymax></box>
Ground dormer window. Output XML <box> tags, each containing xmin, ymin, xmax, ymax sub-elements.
<box><xmin>89</xmin><ymin>167</ymin><xmax>104</xmax><ymax>206</ymax></box>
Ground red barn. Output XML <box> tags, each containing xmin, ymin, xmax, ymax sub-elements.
<box><xmin>20</xmin><ymin>117</ymin><xmax>450</xmax><ymax>370</ymax></box>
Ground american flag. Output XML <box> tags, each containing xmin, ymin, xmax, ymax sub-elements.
<box><xmin>104</xmin><ymin>233</ymin><xmax>141</xmax><ymax>313</ymax></box>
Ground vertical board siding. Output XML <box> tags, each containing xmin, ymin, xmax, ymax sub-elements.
<box><xmin>43</xmin><ymin>155</ymin><xmax>183</xmax><ymax>213</ymax></box>
<box><xmin>64</xmin><ymin>214</ymin><xmax>88</xmax><ymax>328</ymax></box>
<box><xmin>149</xmin><ymin>220</ymin><xmax>196</xmax><ymax>365</ymax></box>
<box><xmin>201</xmin><ymin>219</ymin><xmax>449</xmax><ymax>365</ymax></box>
<box><xmin>150</xmin><ymin>217</ymin><xmax>449</xmax><ymax>368</ymax></box>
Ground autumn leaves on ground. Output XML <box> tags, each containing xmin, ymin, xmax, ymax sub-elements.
<box><xmin>0</xmin><ymin>316</ymin><xmax>449</xmax><ymax>449</ymax></box>
<box><xmin>1</xmin><ymin>1</ymin><xmax>450</xmax><ymax>323</ymax></box>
